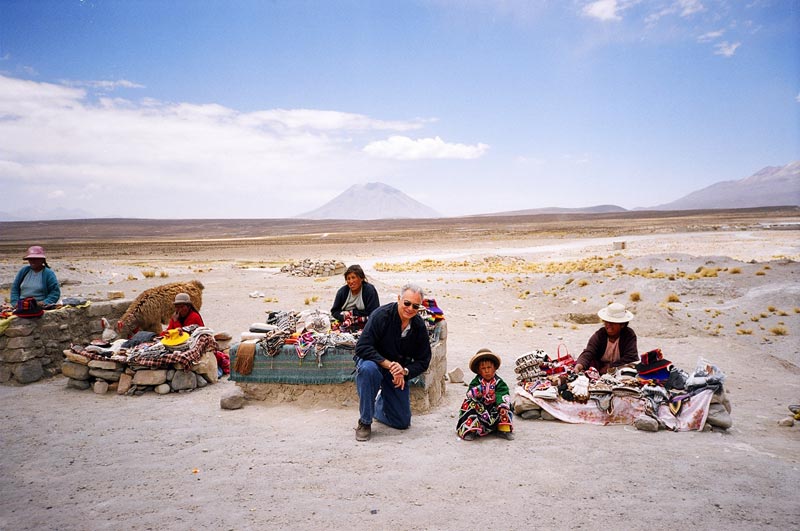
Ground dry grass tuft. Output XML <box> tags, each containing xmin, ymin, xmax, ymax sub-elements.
<box><xmin>770</xmin><ymin>326</ymin><xmax>788</xmax><ymax>336</ymax></box>
<box><xmin>523</xmin><ymin>320</ymin><xmax>535</xmax><ymax>328</ymax></box>
<box><xmin>665</xmin><ymin>293</ymin><xmax>681</xmax><ymax>303</ymax></box>
<box><xmin>629</xmin><ymin>292</ymin><xmax>641</xmax><ymax>302</ymax></box>
<box><xmin>736</xmin><ymin>328</ymin><xmax>753</xmax><ymax>335</ymax></box>
<box><xmin>728</xmin><ymin>267</ymin><xmax>741</xmax><ymax>274</ymax></box>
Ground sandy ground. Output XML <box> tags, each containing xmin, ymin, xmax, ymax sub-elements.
<box><xmin>1</xmin><ymin>221</ymin><xmax>800</xmax><ymax>530</ymax></box>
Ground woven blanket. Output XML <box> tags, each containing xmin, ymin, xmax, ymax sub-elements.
<box><xmin>129</xmin><ymin>334</ymin><xmax>217</xmax><ymax>369</ymax></box>
<box><xmin>230</xmin><ymin>342</ymin><xmax>429</xmax><ymax>387</ymax></box>
<box><xmin>515</xmin><ymin>386</ymin><xmax>713</xmax><ymax>431</ymax></box>
<box><xmin>230</xmin><ymin>342</ymin><xmax>357</xmax><ymax>385</ymax></box>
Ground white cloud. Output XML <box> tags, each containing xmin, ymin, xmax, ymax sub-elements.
<box><xmin>363</xmin><ymin>136</ymin><xmax>489</xmax><ymax>160</ymax></box>
<box><xmin>62</xmin><ymin>79</ymin><xmax>145</xmax><ymax>90</ymax></box>
<box><xmin>697</xmin><ymin>29</ymin><xmax>724</xmax><ymax>42</ymax></box>
<box><xmin>678</xmin><ymin>0</ymin><xmax>705</xmax><ymax>17</ymax></box>
<box><xmin>582</xmin><ymin>0</ymin><xmax>622</xmax><ymax>21</ymax></box>
<box><xmin>713</xmin><ymin>41</ymin><xmax>741</xmax><ymax>57</ymax></box>
<box><xmin>0</xmin><ymin>74</ymin><xmax>475</xmax><ymax>218</ymax></box>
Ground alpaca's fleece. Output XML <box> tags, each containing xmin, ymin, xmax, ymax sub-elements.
<box><xmin>117</xmin><ymin>280</ymin><xmax>204</xmax><ymax>337</ymax></box>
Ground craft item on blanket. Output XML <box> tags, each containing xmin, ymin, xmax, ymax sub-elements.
<box><xmin>233</xmin><ymin>340</ymin><xmax>257</xmax><ymax>375</ymax></box>
<box><xmin>215</xmin><ymin>350</ymin><xmax>231</xmax><ymax>375</ymax></box>
<box><xmin>569</xmin><ymin>374</ymin><xmax>590</xmax><ymax>402</ymax></box>
<box><xmin>615</xmin><ymin>366</ymin><xmax>638</xmax><ymax>379</ymax></box>
<box><xmin>584</xmin><ymin>367</ymin><xmax>601</xmax><ymax>382</ymax></box>
<box><xmin>296</xmin><ymin>310</ymin><xmax>331</xmax><ymax>334</ymax></box>
<box><xmin>330</xmin><ymin>332</ymin><xmax>358</xmax><ymax>348</ymax></box>
<box><xmin>635</xmin><ymin>348</ymin><xmax>673</xmax><ymax>381</ymax></box>
<box><xmin>14</xmin><ymin>297</ymin><xmax>44</xmax><ymax>318</ymax></box>
<box><xmin>665</xmin><ymin>367</ymin><xmax>689</xmax><ymax>390</ymax></box>
<box><xmin>686</xmin><ymin>357</ymin><xmax>726</xmax><ymax>389</ymax></box>
<box><xmin>250</xmin><ymin>322</ymin><xmax>279</xmax><ymax>333</ymax></box>
<box><xmin>122</xmin><ymin>330</ymin><xmax>158</xmax><ymax>348</ymax></box>
<box><xmin>161</xmin><ymin>328</ymin><xmax>190</xmax><ymax>349</ymax></box>
<box><xmin>532</xmin><ymin>386</ymin><xmax>558</xmax><ymax>400</ymax></box>
<box><xmin>421</xmin><ymin>299</ymin><xmax>445</xmax><ymax>320</ymax></box>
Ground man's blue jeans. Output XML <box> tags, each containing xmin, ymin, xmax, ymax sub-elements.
<box><xmin>355</xmin><ymin>358</ymin><xmax>411</xmax><ymax>429</ymax></box>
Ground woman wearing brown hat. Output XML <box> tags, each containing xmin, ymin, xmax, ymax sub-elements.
<box><xmin>456</xmin><ymin>348</ymin><xmax>514</xmax><ymax>441</ymax></box>
<box><xmin>166</xmin><ymin>292</ymin><xmax>205</xmax><ymax>330</ymax></box>
<box><xmin>574</xmin><ymin>302</ymin><xmax>639</xmax><ymax>373</ymax></box>
<box><xmin>10</xmin><ymin>245</ymin><xmax>61</xmax><ymax>308</ymax></box>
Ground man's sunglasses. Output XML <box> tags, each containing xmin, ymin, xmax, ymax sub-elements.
<box><xmin>402</xmin><ymin>300</ymin><xmax>422</xmax><ymax>310</ymax></box>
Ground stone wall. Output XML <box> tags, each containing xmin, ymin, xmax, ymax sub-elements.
<box><xmin>62</xmin><ymin>350</ymin><xmax>219</xmax><ymax>395</ymax></box>
<box><xmin>0</xmin><ymin>301</ymin><xmax>130</xmax><ymax>385</ymax></box>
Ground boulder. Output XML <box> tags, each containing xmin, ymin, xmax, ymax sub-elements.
<box><xmin>88</xmin><ymin>360</ymin><xmax>121</xmax><ymax>370</ymax></box>
<box><xmin>705</xmin><ymin>403</ymin><xmax>733</xmax><ymax>430</ymax></box>
<box><xmin>132</xmin><ymin>370</ymin><xmax>168</xmax><ymax>386</ymax></box>
<box><xmin>88</xmin><ymin>369</ymin><xmax>122</xmax><ymax>382</ymax></box>
<box><xmin>634</xmin><ymin>414</ymin><xmax>659</xmax><ymax>432</ymax></box>
<box><xmin>221</xmin><ymin>387</ymin><xmax>246</xmax><ymax>410</ymax></box>
<box><xmin>447</xmin><ymin>367</ymin><xmax>464</xmax><ymax>384</ymax></box>
<box><xmin>14</xmin><ymin>360</ymin><xmax>43</xmax><ymax>384</ymax></box>
<box><xmin>155</xmin><ymin>383</ymin><xmax>172</xmax><ymax>395</ymax></box>
<box><xmin>93</xmin><ymin>380</ymin><xmax>109</xmax><ymax>394</ymax></box>
<box><xmin>192</xmin><ymin>351</ymin><xmax>218</xmax><ymax>384</ymax></box>
<box><xmin>67</xmin><ymin>378</ymin><xmax>91</xmax><ymax>390</ymax></box>
<box><xmin>64</xmin><ymin>351</ymin><xmax>90</xmax><ymax>365</ymax></box>
<box><xmin>117</xmin><ymin>373</ymin><xmax>133</xmax><ymax>395</ymax></box>
<box><xmin>62</xmin><ymin>361</ymin><xmax>90</xmax><ymax>381</ymax></box>
<box><xmin>171</xmin><ymin>370</ymin><xmax>197</xmax><ymax>391</ymax></box>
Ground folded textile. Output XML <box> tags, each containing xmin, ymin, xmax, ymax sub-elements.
<box><xmin>233</xmin><ymin>341</ymin><xmax>257</xmax><ymax>375</ymax></box>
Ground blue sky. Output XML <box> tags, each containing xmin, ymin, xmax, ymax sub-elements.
<box><xmin>0</xmin><ymin>0</ymin><xmax>798</xmax><ymax>219</ymax></box>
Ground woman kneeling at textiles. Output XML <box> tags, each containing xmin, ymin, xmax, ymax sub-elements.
<box><xmin>574</xmin><ymin>302</ymin><xmax>638</xmax><ymax>373</ymax></box>
<box><xmin>456</xmin><ymin>349</ymin><xmax>514</xmax><ymax>441</ymax></box>
<box><xmin>330</xmin><ymin>264</ymin><xmax>380</xmax><ymax>330</ymax></box>
<box><xmin>10</xmin><ymin>245</ymin><xmax>61</xmax><ymax>308</ymax></box>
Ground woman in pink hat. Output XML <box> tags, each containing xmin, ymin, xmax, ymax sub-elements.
<box><xmin>10</xmin><ymin>245</ymin><xmax>61</xmax><ymax>308</ymax></box>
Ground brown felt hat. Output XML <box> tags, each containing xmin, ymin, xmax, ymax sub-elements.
<box><xmin>469</xmin><ymin>348</ymin><xmax>501</xmax><ymax>374</ymax></box>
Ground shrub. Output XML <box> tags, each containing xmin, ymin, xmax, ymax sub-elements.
<box><xmin>523</xmin><ymin>320</ymin><xmax>535</xmax><ymax>328</ymax></box>
<box><xmin>728</xmin><ymin>267</ymin><xmax>741</xmax><ymax>274</ymax></box>
<box><xmin>629</xmin><ymin>292</ymin><xmax>641</xmax><ymax>302</ymax></box>
<box><xmin>577</xmin><ymin>279</ymin><xmax>589</xmax><ymax>287</ymax></box>
<box><xmin>142</xmin><ymin>270</ymin><xmax>156</xmax><ymax>278</ymax></box>
<box><xmin>159</xmin><ymin>271</ymin><xmax>169</xmax><ymax>278</ymax></box>
<box><xmin>665</xmin><ymin>293</ymin><xmax>680</xmax><ymax>303</ymax></box>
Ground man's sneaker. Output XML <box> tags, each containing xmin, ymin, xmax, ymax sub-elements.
<box><xmin>496</xmin><ymin>430</ymin><xmax>515</xmax><ymax>441</ymax></box>
<box><xmin>355</xmin><ymin>421</ymin><xmax>371</xmax><ymax>442</ymax></box>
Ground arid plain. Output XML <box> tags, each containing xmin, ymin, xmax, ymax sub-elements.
<box><xmin>1</xmin><ymin>208</ymin><xmax>799</xmax><ymax>530</ymax></box>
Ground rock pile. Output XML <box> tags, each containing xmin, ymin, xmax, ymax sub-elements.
<box><xmin>281</xmin><ymin>259</ymin><xmax>346</xmax><ymax>277</ymax></box>
<box><xmin>62</xmin><ymin>349</ymin><xmax>219</xmax><ymax>395</ymax></box>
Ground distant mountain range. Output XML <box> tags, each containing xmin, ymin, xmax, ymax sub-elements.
<box><xmin>2</xmin><ymin>162</ymin><xmax>797</xmax><ymax>221</ymax></box>
<box><xmin>296</xmin><ymin>182</ymin><xmax>440</xmax><ymax>220</ymax></box>
<box><xmin>649</xmin><ymin>161</ymin><xmax>800</xmax><ymax>210</ymax></box>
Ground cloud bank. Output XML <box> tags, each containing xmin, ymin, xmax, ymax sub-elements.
<box><xmin>0</xmin><ymin>75</ymin><xmax>485</xmax><ymax>218</ymax></box>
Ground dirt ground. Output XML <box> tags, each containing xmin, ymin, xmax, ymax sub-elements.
<box><xmin>1</xmin><ymin>212</ymin><xmax>799</xmax><ymax>530</ymax></box>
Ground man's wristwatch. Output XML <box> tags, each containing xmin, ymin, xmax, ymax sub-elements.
<box><xmin>403</xmin><ymin>367</ymin><xmax>409</xmax><ymax>376</ymax></box>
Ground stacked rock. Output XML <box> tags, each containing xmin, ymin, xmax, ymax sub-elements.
<box><xmin>61</xmin><ymin>349</ymin><xmax>219</xmax><ymax>395</ymax></box>
<box><xmin>280</xmin><ymin>259</ymin><xmax>346</xmax><ymax>277</ymax></box>
<box><xmin>0</xmin><ymin>300</ymin><xmax>128</xmax><ymax>385</ymax></box>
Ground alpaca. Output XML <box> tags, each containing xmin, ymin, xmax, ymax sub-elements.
<box><xmin>117</xmin><ymin>280</ymin><xmax>204</xmax><ymax>337</ymax></box>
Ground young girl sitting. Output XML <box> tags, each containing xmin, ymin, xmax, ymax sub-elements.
<box><xmin>456</xmin><ymin>348</ymin><xmax>514</xmax><ymax>441</ymax></box>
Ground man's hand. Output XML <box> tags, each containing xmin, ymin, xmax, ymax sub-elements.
<box><xmin>384</xmin><ymin>361</ymin><xmax>406</xmax><ymax>390</ymax></box>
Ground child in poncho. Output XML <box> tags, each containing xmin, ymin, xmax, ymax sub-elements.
<box><xmin>456</xmin><ymin>348</ymin><xmax>514</xmax><ymax>440</ymax></box>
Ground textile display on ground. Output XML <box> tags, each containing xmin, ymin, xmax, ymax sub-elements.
<box><xmin>515</xmin><ymin>385</ymin><xmax>714</xmax><ymax>431</ymax></box>
<box><xmin>512</xmin><ymin>349</ymin><xmax>730</xmax><ymax>432</ymax></box>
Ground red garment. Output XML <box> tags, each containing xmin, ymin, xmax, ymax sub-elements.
<box><xmin>166</xmin><ymin>309</ymin><xmax>205</xmax><ymax>330</ymax></box>
<box><xmin>214</xmin><ymin>350</ymin><xmax>231</xmax><ymax>375</ymax></box>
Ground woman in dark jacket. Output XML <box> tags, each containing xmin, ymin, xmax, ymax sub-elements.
<box><xmin>330</xmin><ymin>264</ymin><xmax>380</xmax><ymax>330</ymax></box>
<box><xmin>575</xmin><ymin>302</ymin><xmax>639</xmax><ymax>373</ymax></box>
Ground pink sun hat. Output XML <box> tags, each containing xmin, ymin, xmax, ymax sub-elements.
<box><xmin>24</xmin><ymin>245</ymin><xmax>46</xmax><ymax>259</ymax></box>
